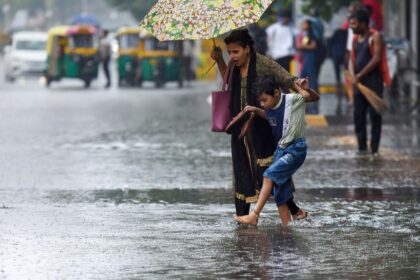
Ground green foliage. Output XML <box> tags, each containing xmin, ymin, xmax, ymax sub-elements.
<box><xmin>106</xmin><ymin>0</ymin><xmax>156</xmax><ymax>20</ymax></box>
<box><xmin>105</xmin><ymin>0</ymin><xmax>352</xmax><ymax>25</ymax></box>
<box><xmin>259</xmin><ymin>0</ymin><xmax>294</xmax><ymax>28</ymax></box>
<box><xmin>301</xmin><ymin>0</ymin><xmax>353</xmax><ymax>21</ymax></box>
<box><xmin>0</xmin><ymin>0</ymin><xmax>45</xmax><ymax>13</ymax></box>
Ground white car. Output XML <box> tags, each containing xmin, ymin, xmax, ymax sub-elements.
<box><xmin>3</xmin><ymin>31</ymin><xmax>47</xmax><ymax>82</ymax></box>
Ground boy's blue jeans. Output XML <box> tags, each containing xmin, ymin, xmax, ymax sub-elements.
<box><xmin>263</xmin><ymin>138</ymin><xmax>307</xmax><ymax>206</ymax></box>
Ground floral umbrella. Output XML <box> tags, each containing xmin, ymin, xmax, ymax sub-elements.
<box><xmin>139</xmin><ymin>0</ymin><xmax>273</xmax><ymax>41</ymax></box>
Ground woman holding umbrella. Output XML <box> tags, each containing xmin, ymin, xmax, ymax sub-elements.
<box><xmin>211</xmin><ymin>29</ymin><xmax>308</xmax><ymax>221</ymax></box>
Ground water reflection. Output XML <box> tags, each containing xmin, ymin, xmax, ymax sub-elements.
<box><xmin>1</xmin><ymin>187</ymin><xmax>418</xmax><ymax>206</ymax></box>
<box><xmin>217</xmin><ymin>226</ymin><xmax>308</xmax><ymax>278</ymax></box>
<box><xmin>1</xmin><ymin>187</ymin><xmax>418</xmax><ymax>279</ymax></box>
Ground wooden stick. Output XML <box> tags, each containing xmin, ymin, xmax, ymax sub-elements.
<box><xmin>343</xmin><ymin>70</ymin><xmax>354</xmax><ymax>104</ymax></box>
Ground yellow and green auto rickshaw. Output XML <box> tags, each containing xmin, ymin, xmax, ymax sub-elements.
<box><xmin>45</xmin><ymin>25</ymin><xmax>99</xmax><ymax>88</ymax></box>
<box><xmin>115</xmin><ymin>27</ymin><xmax>142</xmax><ymax>87</ymax></box>
<box><xmin>138</xmin><ymin>35</ymin><xmax>184</xmax><ymax>88</ymax></box>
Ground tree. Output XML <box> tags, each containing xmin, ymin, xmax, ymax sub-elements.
<box><xmin>301</xmin><ymin>0</ymin><xmax>353</xmax><ymax>21</ymax></box>
<box><xmin>257</xmin><ymin>0</ymin><xmax>294</xmax><ymax>28</ymax></box>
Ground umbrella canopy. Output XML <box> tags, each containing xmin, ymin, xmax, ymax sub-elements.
<box><xmin>139</xmin><ymin>0</ymin><xmax>273</xmax><ymax>41</ymax></box>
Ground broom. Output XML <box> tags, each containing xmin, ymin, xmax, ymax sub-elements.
<box><xmin>344</xmin><ymin>71</ymin><xmax>387</xmax><ymax>114</ymax></box>
<box><xmin>343</xmin><ymin>70</ymin><xmax>354</xmax><ymax>104</ymax></box>
<box><xmin>356</xmin><ymin>83</ymin><xmax>388</xmax><ymax>114</ymax></box>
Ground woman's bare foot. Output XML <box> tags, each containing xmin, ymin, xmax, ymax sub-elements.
<box><xmin>293</xmin><ymin>209</ymin><xmax>308</xmax><ymax>220</ymax></box>
<box><xmin>234</xmin><ymin>210</ymin><xmax>259</xmax><ymax>225</ymax></box>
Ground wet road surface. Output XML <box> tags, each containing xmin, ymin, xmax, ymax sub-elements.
<box><xmin>0</xmin><ymin>78</ymin><xmax>419</xmax><ymax>279</ymax></box>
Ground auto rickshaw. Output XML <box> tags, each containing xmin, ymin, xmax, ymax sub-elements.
<box><xmin>138</xmin><ymin>35</ymin><xmax>183</xmax><ymax>88</ymax></box>
<box><xmin>45</xmin><ymin>25</ymin><xmax>99</xmax><ymax>88</ymax></box>
<box><xmin>115</xmin><ymin>27</ymin><xmax>142</xmax><ymax>87</ymax></box>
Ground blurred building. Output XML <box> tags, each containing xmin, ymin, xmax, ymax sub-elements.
<box><xmin>1</xmin><ymin>0</ymin><xmax>137</xmax><ymax>32</ymax></box>
<box><xmin>383</xmin><ymin>0</ymin><xmax>419</xmax><ymax>72</ymax></box>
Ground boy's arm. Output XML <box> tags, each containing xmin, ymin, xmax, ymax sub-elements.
<box><xmin>244</xmin><ymin>106</ymin><xmax>266</xmax><ymax>119</ymax></box>
<box><xmin>294</xmin><ymin>77</ymin><xmax>320</xmax><ymax>102</ymax></box>
<box><xmin>298</xmin><ymin>87</ymin><xmax>320</xmax><ymax>103</ymax></box>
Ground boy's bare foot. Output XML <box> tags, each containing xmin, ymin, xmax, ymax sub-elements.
<box><xmin>293</xmin><ymin>209</ymin><xmax>308</xmax><ymax>220</ymax></box>
<box><xmin>234</xmin><ymin>210</ymin><xmax>259</xmax><ymax>225</ymax></box>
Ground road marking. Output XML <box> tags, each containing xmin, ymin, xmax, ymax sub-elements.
<box><xmin>305</xmin><ymin>114</ymin><xmax>329</xmax><ymax>127</ymax></box>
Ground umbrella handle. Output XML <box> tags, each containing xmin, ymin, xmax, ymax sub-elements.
<box><xmin>212</xmin><ymin>38</ymin><xmax>220</xmax><ymax>51</ymax></box>
<box><xmin>202</xmin><ymin>61</ymin><xmax>217</xmax><ymax>78</ymax></box>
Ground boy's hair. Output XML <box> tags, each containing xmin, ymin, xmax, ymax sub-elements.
<box><xmin>255</xmin><ymin>75</ymin><xmax>280</xmax><ymax>97</ymax></box>
<box><xmin>349</xmin><ymin>9</ymin><xmax>370</xmax><ymax>25</ymax></box>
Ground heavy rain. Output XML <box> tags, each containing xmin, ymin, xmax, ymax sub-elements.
<box><xmin>0</xmin><ymin>0</ymin><xmax>419</xmax><ymax>279</ymax></box>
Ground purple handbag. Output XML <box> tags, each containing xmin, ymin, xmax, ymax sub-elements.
<box><xmin>211</xmin><ymin>62</ymin><xmax>234</xmax><ymax>132</ymax></box>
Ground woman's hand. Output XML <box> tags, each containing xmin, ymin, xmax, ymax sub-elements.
<box><xmin>244</xmin><ymin>105</ymin><xmax>266</xmax><ymax>119</ymax></box>
<box><xmin>210</xmin><ymin>46</ymin><xmax>227</xmax><ymax>79</ymax></box>
<box><xmin>295</xmin><ymin>78</ymin><xmax>309</xmax><ymax>90</ymax></box>
<box><xmin>244</xmin><ymin>105</ymin><xmax>258</xmax><ymax>113</ymax></box>
<box><xmin>210</xmin><ymin>46</ymin><xmax>223</xmax><ymax>62</ymax></box>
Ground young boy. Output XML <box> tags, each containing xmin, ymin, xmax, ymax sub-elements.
<box><xmin>234</xmin><ymin>75</ymin><xmax>319</xmax><ymax>225</ymax></box>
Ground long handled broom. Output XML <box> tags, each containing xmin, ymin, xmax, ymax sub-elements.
<box><xmin>343</xmin><ymin>70</ymin><xmax>354</xmax><ymax>105</ymax></box>
<box><xmin>356</xmin><ymin>83</ymin><xmax>388</xmax><ymax>113</ymax></box>
<box><xmin>344</xmin><ymin>71</ymin><xmax>387</xmax><ymax>114</ymax></box>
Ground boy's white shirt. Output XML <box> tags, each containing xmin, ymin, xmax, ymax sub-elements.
<box><xmin>269</xmin><ymin>93</ymin><xmax>306</xmax><ymax>148</ymax></box>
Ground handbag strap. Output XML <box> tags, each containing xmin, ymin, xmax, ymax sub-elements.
<box><xmin>222</xmin><ymin>60</ymin><xmax>234</xmax><ymax>91</ymax></box>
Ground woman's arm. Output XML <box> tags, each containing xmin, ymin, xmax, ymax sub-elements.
<box><xmin>259</xmin><ymin>54</ymin><xmax>298</xmax><ymax>92</ymax></box>
<box><xmin>298</xmin><ymin>39</ymin><xmax>317</xmax><ymax>50</ymax></box>
<box><xmin>211</xmin><ymin>46</ymin><xmax>227</xmax><ymax>79</ymax></box>
<box><xmin>244</xmin><ymin>105</ymin><xmax>266</xmax><ymax>119</ymax></box>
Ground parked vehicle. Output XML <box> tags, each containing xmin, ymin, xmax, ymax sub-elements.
<box><xmin>139</xmin><ymin>35</ymin><xmax>183</xmax><ymax>88</ymax></box>
<box><xmin>45</xmin><ymin>25</ymin><xmax>99</xmax><ymax>88</ymax></box>
<box><xmin>3</xmin><ymin>31</ymin><xmax>47</xmax><ymax>82</ymax></box>
<box><xmin>115</xmin><ymin>27</ymin><xmax>142</xmax><ymax>87</ymax></box>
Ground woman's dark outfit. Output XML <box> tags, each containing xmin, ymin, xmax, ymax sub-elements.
<box><xmin>229</xmin><ymin>52</ymin><xmax>298</xmax><ymax>215</ymax></box>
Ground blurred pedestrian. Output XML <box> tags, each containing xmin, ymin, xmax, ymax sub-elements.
<box><xmin>309</xmin><ymin>8</ymin><xmax>327</xmax><ymax>79</ymax></box>
<box><xmin>344</xmin><ymin>2</ymin><xmax>362</xmax><ymax>60</ymax></box>
<box><xmin>296</xmin><ymin>19</ymin><xmax>319</xmax><ymax>114</ymax></box>
<box><xmin>362</xmin><ymin>0</ymin><xmax>383</xmax><ymax>31</ymax></box>
<box><xmin>182</xmin><ymin>40</ymin><xmax>195</xmax><ymax>86</ymax></box>
<box><xmin>100</xmin><ymin>29</ymin><xmax>112</xmax><ymax>88</ymax></box>
<box><xmin>349</xmin><ymin>9</ymin><xmax>386</xmax><ymax>155</ymax></box>
<box><xmin>210</xmin><ymin>29</ymin><xmax>307</xmax><ymax>219</ymax></box>
<box><xmin>328</xmin><ymin>28</ymin><xmax>348</xmax><ymax>90</ymax></box>
<box><xmin>265</xmin><ymin>10</ymin><xmax>295</xmax><ymax>72</ymax></box>
<box><xmin>248</xmin><ymin>23</ymin><xmax>267</xmax><ymax>55</ymax></box>
<box><xmin>234</xmin><ymin>75</ymin><xmax>318</xmax><ymax>225</ymax></box>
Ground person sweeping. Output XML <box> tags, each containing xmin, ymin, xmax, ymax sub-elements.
<box><xmin>348</xmin><ymin>9</ymin><xmax>391</xmax><ymax>155</ymax></box>
<box><xmin>234</xmin><ymin>75</ymin><xmax>319</xmax><ymax>226</ymax></box>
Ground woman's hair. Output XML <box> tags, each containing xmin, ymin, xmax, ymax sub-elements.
<box><xmin>303</xmin><ymin>18</ymin><xmax>312</xmax><ymax>28</ymax></box>
<box><xmin>224</xmin><ymin>29</ymin><xmax>255</xmax><ymax>52</ymax></box>
<box><xmin>255</xmin><ymin>75</ymin><xmax>280</xmax><ymax>97</ymax></box>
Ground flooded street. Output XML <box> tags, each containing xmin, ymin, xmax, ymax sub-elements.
<box><xmin>0</xmin><ymin>75</ymin><xmax>419</xmax><ymax>279</ymax></box>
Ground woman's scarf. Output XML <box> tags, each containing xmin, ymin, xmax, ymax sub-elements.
<box><xmin>230</xmin><ymin>52</ymin><xmax>276</xmax><ymax>160</ymax></box>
